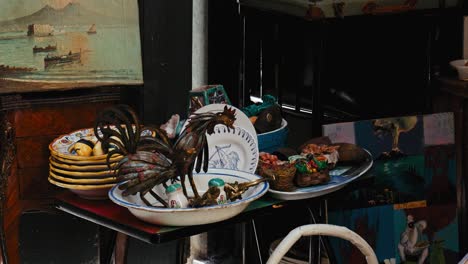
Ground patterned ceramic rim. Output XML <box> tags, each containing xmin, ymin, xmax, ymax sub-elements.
<box><xmin>205</xmin><ymin>125</ymin><xmax>259</xmax><ymax>174</ymax></box>
<box><xmin>49</xmin><ymin>127</ymin><xmax>109</xmax><ymax>161</ymax></box>
<box><xmin>257</xmin><ymin>119</ymin><xmax>288</xmax><ymax>136</ymax></box>
<box><xmin>108</xmin><ymin>168</ymin><xmax>269</xmax><ymax>212</ymax></box>
<box><xmin>182</xmin><ymin>103</ymin><xmax>258</xmax><ymax>140</ymax></box>
<box><xmin>49</xmin><ymin>126</ymin><xmax>147</xmax><ymax>161</ymax></box>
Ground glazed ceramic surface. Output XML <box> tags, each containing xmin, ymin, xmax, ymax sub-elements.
<box><xmin>449</xmin><ymin>59</ymin><xmax>468</xmax><ymax>80</ymax></box>
<box><xmin>49</xmin><ymin>164</ymin><xmax>115</xmax><ymax>178</ymax></box>
<box><xmin>49</xmin><ymin>126</ymin><xmax>147</xmax><ymax>161</ymax></box>
<box><xmin>49</xmin><ymin>157</ymin><xmax>117</xmax><ymax>172</ymax></box>
<box><xmin>257</xmin><ymin>118</ymin><xmax>288</xmax><ymax>153</ymax></box>
<box><xmin>268</xmin><ymin>149</ymin><xmax>373</xmax><ymax>200</ymax></box>
<box><xmin>200</xmin><ymin>125</ymin><xmax>258</xmax><ymax>173</ymax></box>
<box><xmin>182</xmin><ymin>103</ymin><xmax>257</xmax><ymax>140</ymax></box>
<box><xmin>48</xmin><ymin>176</ymin><xmax>115</xmax><ymax>190</ymax></box>
<box><xmin>51</xmin><ymin>154</ymin><xmax>123</xmax><ymax>165</ymax></box>
<box><xmin>69</xmin><ymin>188</ymin><xmax>112</xmax><ymax>200</ymax></box>
<box><xmin>49</xmin><ymin>127</ymin><xmax>106</xmax><ymax>160</ymax></box>
<box><xmin>49</xmin><ymin>171</ymin><xmax>117</xmax><ymax>184</ymax></box>
<box><xmin>108</xmin><ymin>168</ymin><xmax>269</xmax><ymax>226</ymax></box>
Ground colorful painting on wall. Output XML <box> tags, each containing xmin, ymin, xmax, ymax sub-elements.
<box><xmin>328</xmin><ymin>203</ymin><xmax>459</xmax><ymax>264</ymax></box>
<box><xmin>323</xmin><ymin>112</ymin><xmax>461</xmax><ymax>263</ymax></box>
<box><xmin>0</xmin><ymin>0</ymin><xmax>143</xmax><ymax>93</ymax></box>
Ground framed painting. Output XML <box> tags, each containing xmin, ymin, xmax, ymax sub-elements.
<box><xmin>0</xmin><ymin>0</ymin><xmax>143</xmax><ymax>93</ymax></box>
<box><xmin>323</xmin><ymin>112</ymin><xmax>463</xmax><ymax>263</ymax></box>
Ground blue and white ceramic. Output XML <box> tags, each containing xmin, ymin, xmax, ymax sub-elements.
<box><xmin>108</xmin><ymin>168</ymin><xmax>269</xmax><ymax>226</ymax></box>
<box><xmin>205</xmin><ymin>125</ymin><xmax>259</xmax><ymax>173</ymax></box>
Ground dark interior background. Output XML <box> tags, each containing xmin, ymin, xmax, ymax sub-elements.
<box><xmin>14</xmin><ymin>0</ymin><xmax>468</xmax><ymax>263</ymax></box>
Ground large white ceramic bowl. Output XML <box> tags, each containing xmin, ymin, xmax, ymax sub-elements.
<box><xmin>450</xmin><ymin>59</ymin><xmax>468</xmax><ymax>80</ymax></box>
<box><xmin>108</xmin><ymin>168</ymin><xmax>269</xmax><ymax>226</ymax></box>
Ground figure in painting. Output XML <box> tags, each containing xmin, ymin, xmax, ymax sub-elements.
<box><xmin>398</xmin><ymin>215</ymin><xmax>429</xmax><ymax>264</ymax></box>
<box><xmin>372</xmin><ymin>116</ymin><xmax>418</xmax><ymax>158</ymax></box>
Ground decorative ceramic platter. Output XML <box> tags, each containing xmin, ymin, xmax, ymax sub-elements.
<box><xmin>49</xmin><ymin>157</ymin><xmax>118</xmax><ymax>172</ymax></box>
<box><xmin>48</xmin><ymin>176</ymin><xmax>115</xmax><ymax>190</ymax></box>
<box><xmin>181</xmin><ymin>103</ymin><xmax>257</xmax><ymax>140</ymax></box>
<box><xmin>49</xmin><ymin>126</ymin><xmax>148</xmax><ymax>161</ymax></box>
<box><xmin>49</xmin><ymin>164</ymin><xmax>115</xmax><ymax>178</ymax></box>
<box><xmin>199</xmin><ymin>125</ymin><xmax>259</xmax><ymax>174</ymax></box>
<box><xmin>49</xmin><ymin>171</ymin><xmax>117</xmax><ymax>184</ymax></box>
<box><xmin>51</xmin><ymin>153</ymin><xmax>123</xmax><ymax>165</ymax></box>
<box><xmin>268</xmin><ymin>149</ymin><xmax>373</xmax><ymax>200</ymax></box>
<box><xmin>108</xmin><ymin>168</ymin><xmax>269</xmax><ymax>226</ymax></box>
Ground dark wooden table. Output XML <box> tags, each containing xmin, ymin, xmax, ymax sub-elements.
<box><xmin>54</xmin><ymin>191</ymin><xmax>290</xmax><ymax>264</ymax></box>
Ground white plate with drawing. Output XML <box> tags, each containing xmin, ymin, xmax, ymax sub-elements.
<box><xmin>182</xmin><ymin>103</ymin><xmax>257</xmax><ymax>141</ymax></box>
<box><xmin>201</xmin><ymin>125</ymin><xmax>259</xmax><ymax>174</ymax></box>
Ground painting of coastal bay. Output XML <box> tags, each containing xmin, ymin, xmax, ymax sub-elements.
<box><xmin>0</xmin><ymin>0</ymin><xmax>143</xmax><ymax>93</ymax></box>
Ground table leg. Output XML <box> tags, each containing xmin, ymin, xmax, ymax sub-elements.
<box><xmin>113</xmin><ymin>233</ymin><xmax>128</xmax><ymax>264</ymax></box>
<box><xmin>251</xmin><ymin>219</ymin><xmax>263</xmax><ymax>264</ymax></box>
<box><xmin>98</xmin><ymin>227</ymin><xmax>117</xmax><ymax>264</ymax></box>
<box><xmin>98</xmin><ymin>227</ymin><xmax>128</xmax><ymax>264</ymax></box>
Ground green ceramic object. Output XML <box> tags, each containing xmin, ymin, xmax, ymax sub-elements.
<box><xmin>166</xmin><ymin>183</ymin><xmax>182</xmax><ymax>193</ymax></box>
<box><xmin>208</xmin><ymin>178</ymin><xmax>225</xmax><ymax>187</ymax></box>
<box><xmin>241</xmin><ymin>94</ymin><xmax>278</xmax><ymax>117</ymax></box>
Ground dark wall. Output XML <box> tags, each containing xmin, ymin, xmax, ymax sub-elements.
<box><xmin>208</xmin><ymin>2</ymin><xmax>465</xmax><ymax>144</ymax></box>
<box><xmin>139</xmin><ymin>0</ymin><xmax>192</xmax><ymax>124</ymax></box>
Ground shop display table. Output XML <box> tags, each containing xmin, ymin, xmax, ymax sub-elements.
<box><xmin>55</xmin><ymin>191</ymin><xmax>286</xmax><ymax>244</ymax></box>
<box><xmin>54</xmin><ymin>190</ymin><xmax>306</xmax><ymax>264</ymax></box>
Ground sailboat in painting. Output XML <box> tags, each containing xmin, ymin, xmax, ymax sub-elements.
<box><xmin>87</xmin><ymin>23</ymin><xmax>96</xmax><ymax>34</ymax></box>
<box><xmin>0</xmin><ymin>1</ymin><xmax>143</xmax><ymax>93</ymax></box>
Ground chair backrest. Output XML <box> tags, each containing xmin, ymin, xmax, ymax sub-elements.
<box><xmin>266</xmin><ymin>224</ymin><xmax>378</xmax><ymax>264</ymax></box>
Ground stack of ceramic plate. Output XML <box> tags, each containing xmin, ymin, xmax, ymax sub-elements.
<box><xmin>48</xmin><ymin>127</ymin><xmax>124</xmax><ymax>200</ymax></box>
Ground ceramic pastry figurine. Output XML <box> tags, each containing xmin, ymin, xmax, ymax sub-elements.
<box><xmin>208</xmin><ymin>178</ymin><xmax>227</xmax><ymax>204</ymax></box>
<box><xmin>92</xmin><ymin>141</ymin><xmax>105</xmax><ymax>156</ymax></box>
<box><xmin>68</xmin><ymin>139</ymin><xmax>94</xmax><ymax>156</ymax></box>
<box><xmin>165</xmin><ymin>183</ymin><xmax>189</xmax><ymax>208</ymax></box>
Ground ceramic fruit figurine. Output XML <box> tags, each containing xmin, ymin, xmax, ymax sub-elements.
<box><xmin>68</xmin><ymin>138</ymin><xmax>95</xmax><ymax>156</ymax></box>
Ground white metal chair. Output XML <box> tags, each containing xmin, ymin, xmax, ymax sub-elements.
<box><xmin>266</xmin><ymin>224</ymin><xmax>379</xmax><ymax>264</ymax></box>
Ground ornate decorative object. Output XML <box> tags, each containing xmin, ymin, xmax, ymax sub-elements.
<box><xmin>0</xmin><ymin>112</ymin><xmax>16</xmax><ymax>263</ymax></box>
<box><xmin>94</xmin><ymin>104</ymin><xmax>237</xmax><ymax>207</ymax></box>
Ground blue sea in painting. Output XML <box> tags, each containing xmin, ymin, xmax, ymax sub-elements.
<box><xmin>0</xmin><ymin>25</ymin><xmax>142</xmax><ymax>83</ymax></box>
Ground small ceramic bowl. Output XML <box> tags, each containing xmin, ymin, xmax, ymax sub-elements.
<box><xmin>257</xmin><ymin>119</ymin><xmax>288</xmax><ymax>153</ymax></box>
<box><xmin>449</xmin><ymin>59</ymin><xmax>468</xmax><ymax>80</ymax></box>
